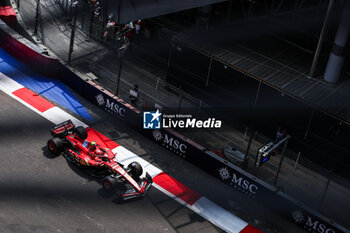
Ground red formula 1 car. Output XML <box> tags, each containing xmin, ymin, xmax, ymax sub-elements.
<box><xmin>46</xmin><ymin>120</ymin><xmax>152</xmax><ymax>201</ymax></box>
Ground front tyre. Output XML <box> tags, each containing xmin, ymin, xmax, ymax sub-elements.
<box><xmin>47</xmin><ymin>137</ymin><xmax>63</xmax><ymax>156</ymax></box>
<box><xmin>128</xmin><ymin>162</ymin><xmax>143</xmax><ymax>179</ymax></box>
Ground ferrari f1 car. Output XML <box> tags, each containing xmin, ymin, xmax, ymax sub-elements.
<box><xmin>46</xmin><ymin>120</ymin><xmax>152</xmax><ymax>201</ymax></box>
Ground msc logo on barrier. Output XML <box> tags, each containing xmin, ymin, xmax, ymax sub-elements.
<box><xmin>291</xmin><ymin>210</ymin><xmax>336</xmax><ymax>233</ymax></box>
<box><xmin>143</xmin><ymin>110</ymin><xmax>162</xmax><ymax>129</ymax></box>
<box><xmin>96</xmin><ymin>94</ymin><xmax>126</xmax><ymax>118</ymax></box>
<box><xmin>218</xmin><ymin>167</ymin><xmax>258</xmax><ymax>198</ymax></box>
<box><xmin>152</xmin><ymin>130</ymin><xmax>187</xmax><ymax>157</ymax></box>
<box><xmin>291</xmin><ymin>209</ymin><xmax>304</xmax><ymax>223</ymax></box>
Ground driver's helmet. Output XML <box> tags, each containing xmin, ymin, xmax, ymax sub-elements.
<box><xmin>90</xmin><ymin>141</ymin><xmax>97</xmax><ymax>151</ymax></box>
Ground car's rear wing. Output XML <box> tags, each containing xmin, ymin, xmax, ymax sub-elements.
<box><xmin>50</xmin><ymin>120</ymin><xmax>75</xmax><ymax>137</ymax></box>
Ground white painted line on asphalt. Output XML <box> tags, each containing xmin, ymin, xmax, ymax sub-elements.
<box><xmin>152</xmin><ymin>184</ymin><xmax>247</xmax><ymax>233</ymax></box>
<box><xmin>112</xmin><ymin>146</ymin><xmax>163</xmax><ymax>178</ymax></box>
<box><xmin>0</xmin><ymin>72</ymin><xmax>46</xmax><ymax>116</ymax></box>
<box><xmin>0</xmin><ymin>72</ymin><xmax>87</xmax><ymax>128</ymax></box>
<box><xmin>193</xmin><ymin>197</ymin><xmax>249</xmax><ymax>233</ymax></box>
<box><xmin>0</xmin><ymin>73</ymin><xmax>23</xmax><ymax>93</ymax></box>
<box><xmin>152</xmin><ymin>182</ymin><xmax>193</xmax><ymax>208</ymax></box>
<box><xmin>42</xmin><ymin>107</ymin><xmax>88</xmax><ymax>128</ymax></box>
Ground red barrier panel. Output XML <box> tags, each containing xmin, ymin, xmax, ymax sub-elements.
<box><xmin>0</xmin><ymin>0</ymin><xmax>16</xmax><ymax>28</ymax></box>
<box><xmin>0</xmin><ymin>6</ymin><xmax>15</xmax><ymax>17</ymax></box>
<box><xmin>0</xmin><ymin>20</ymin><xmax>59</xmax><ymax>78</ymax></box>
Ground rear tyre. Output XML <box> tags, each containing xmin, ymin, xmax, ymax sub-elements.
<box><xmin>75</xmin><ymin>126</ymin><xmax>87</xmax><ymax>140</ymax></box>
<box><xmin>102</xmin><ymin>175</ymin><xmax>117</xmax><ymax>192</ymax></box>
<box><xmin>128</xmin><ymin>162</ymin><xmax>143</xmax><ymax>179</ymax></box>
<box><xmin>47</xmin><ymin>137</ymin><xmax>63</xmax><ymax>156</ymax></box>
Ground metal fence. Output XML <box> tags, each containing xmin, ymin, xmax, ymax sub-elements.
<box><xmin>27</xmin><ymin>0</ymin><xmax>205</xmax><ymax>115</ymax></box>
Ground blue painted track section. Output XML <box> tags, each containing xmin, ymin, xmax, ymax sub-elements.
<box><xmin>0</xmin><ymin>48</ymin><xmax>94</xmax><ymax>122</ymax></box>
